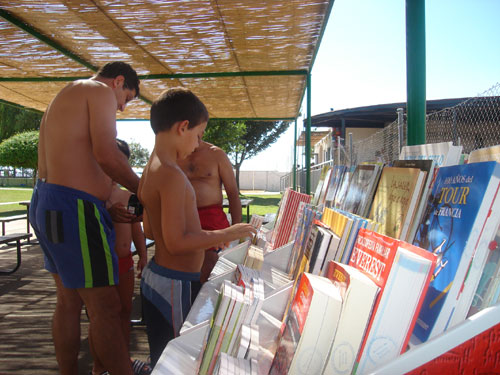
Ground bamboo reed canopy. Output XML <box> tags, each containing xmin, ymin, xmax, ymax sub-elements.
<box><xmin>0</xmin><ymin>1</ymin><xmax>333</xmax><ymax>120</ymax></box>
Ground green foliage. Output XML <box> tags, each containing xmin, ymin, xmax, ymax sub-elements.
<box><xmin>204</xmin><ymin>120</ymin><xmax>291</xmax><ymax>167</ymax></box>
<box><xmin>128</xmin><ymin>141</ymin><xmax>150</xmax><ymax>167</ymax></box>
<box><xmin>0</xmin><ymin>102</ymin><xmax>43</xmax><ymax>142</ymax></box>
<box><xmin>0</xmin><ymin>130</ymin><xmax>39</xmax><ymax>170</ymax></box>
<box><xmin>203</xmin><ymin>119</ymin><xmax>246</xmax><ymax>155</ymax></box>
<box><xmin>203</xmin><ymin>119</ymin><xmax>290</xmax><ymax>188</ymax></box>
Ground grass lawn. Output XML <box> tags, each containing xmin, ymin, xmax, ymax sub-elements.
<box><xmin>227</xmin><ymin>193</ymin><xmax>282</xmax><ymax>223</ymax></box>
<box><xmin>0</xmin><ymin>188</ymin><xmax>283</xmax><ymax>221</ymax></box>
<box><xmin>0</xmin><ymin>188</ymin><xmax>33</xmax><ymax>217</ymax></box>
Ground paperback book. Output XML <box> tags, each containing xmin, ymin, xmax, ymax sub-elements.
<box><xmin>349</xmin><ymin>228</ymin><xmax>437</xmax><ymax>374</ymax></box>
<box><xmin>412</xmin><ymin>161</ymin><xmax>500</xmax><ymax>342</ymax></box>
<box><xmin>269</xmin><ymin>273</ymin><xmax>342</xmax><ymax>375</ymax></box>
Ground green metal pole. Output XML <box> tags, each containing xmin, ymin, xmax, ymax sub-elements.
<box><xmin>406</xmin><ymin>0</ymin><xmax>426</xmax><ymax>145</ymax></box>
<box><xmin>306</xmin><ymin>73</ymin><xmax>312</xmax><ymax>195</ymax></box>
<box><xmin>293</xmin><ymin>119</ymin><xmax>297</xmax><ymax>190</ymax></box>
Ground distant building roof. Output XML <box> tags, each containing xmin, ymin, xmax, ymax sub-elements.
<box><xmin>309</xmin><ymin>98</ymin><xmax>471</xmax><ymax>129</ymax></box>
<box><xmin>297</xmin><ymin>130</ymin><xmax>331</xmax><ymax>146</ymax></box>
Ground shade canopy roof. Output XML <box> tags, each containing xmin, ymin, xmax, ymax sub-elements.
<box><xmin>0</xmin><ymin>1</ymin><xmax>333</xmax><ymax>120</ymax></box>
<box><xmin>309</xmin><ymin>98</ymin><xmax>473</xmax><ymax>129</ymax></box>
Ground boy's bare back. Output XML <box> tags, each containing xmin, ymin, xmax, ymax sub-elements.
<box><xmin>139</xmin><ymin>153</ymin><xmax>205</xmax><ymax>273</ymax></box>
<box><xmin>108</xmin><ymin>184</ymin><xmax>134</xmax><ymax>258</ymax></box>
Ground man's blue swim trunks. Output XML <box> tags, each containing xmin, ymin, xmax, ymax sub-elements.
<box><xmin>29</xmin><ymin>180</ymin><xmax>118</xmax><ymax>289</ymax></box>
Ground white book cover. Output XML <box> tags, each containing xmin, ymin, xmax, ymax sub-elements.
<box><xmin>323</xmin><ymin>262</ymin><xmax>379</xmax><ymax>375</ymax></box>
<box><xmin>400</xmin><ymin>141</ymin><xmax>463</xmax><ymax>167</ymax></box>
<box><xmin>269</xmin><ymin>273</ymin><xmax>342</xmax><ymax>375</ymax></box>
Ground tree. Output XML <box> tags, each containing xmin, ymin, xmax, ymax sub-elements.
<box><xmin>0</xmin><ymin>102</ymin><xmax>43</xmax><ymax>142</ymax></box>
<box><xmin>203</xmin><ymin>119</ymin><xmax>291</xmax><ymax>188</ymax></box>
<box><xmin>128</xmin><ymin>141</ymin><xmax>150</xmax><ymax>167</ymax></box>
<box><xmin>0</xmin><ymin>130</ymin><xmax>39</xmax><ymax>184</ymax></box>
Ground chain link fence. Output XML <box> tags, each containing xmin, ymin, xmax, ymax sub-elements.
<box><xmin>283</xmin><ymin>81</ymin><xmax>500</xmax><ymax>193</ymax></box>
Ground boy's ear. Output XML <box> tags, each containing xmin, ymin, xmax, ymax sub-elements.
<box><xmin>177</xmin><ymin>120</ymin><xmax>190</xmax><ymax>134</ymax></box>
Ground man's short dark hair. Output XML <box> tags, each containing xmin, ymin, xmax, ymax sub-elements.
<box><xmin>116</xmin><ymin>138</ymin><xmax>130</xmax><ymax>159</ymax></box>
<box><xmin>150</xmin><ymin>88</ymin><xmax>209</xmax><ymax>135</ymax></box>
<box><xmin>97</xmin><ymin>62</ymin><xmax>140</xmax><ymax>98</ymax></box>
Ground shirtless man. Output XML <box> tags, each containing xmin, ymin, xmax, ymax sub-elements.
<box><xmin>29</xmin><ymin>62</ymin><xmax>140</xmax><ymax>375</ymax></box>
<box><xmin>138</xmin><ymin>88</ymin><xmax>255</xmax><ymax>366</ymax></box>
<box><xmin>179</xmin><ymin>140</ymin><xmax>242</xmax><ymax>283</ymax></box>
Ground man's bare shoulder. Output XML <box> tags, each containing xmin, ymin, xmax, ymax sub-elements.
<box><xmin>203</xmin><ymin>143</ymin><xmax>229</xmax><ymax>161</ymax></box>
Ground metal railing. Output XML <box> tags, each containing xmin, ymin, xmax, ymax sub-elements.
<box><xmin>281</xmin><ymin>82</ymin><xmax>500</xmax><ymax>193</ymax></box>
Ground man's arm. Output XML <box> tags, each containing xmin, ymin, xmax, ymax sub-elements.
<box><xmin>218</xmin><ymin>151</ymin><xmax>242</xmax><ymax>224</ymax></box>
<box><xmin>88</xmin><ymin>86</ymin><xmax>140</xmax><ymax>193</ymax></box>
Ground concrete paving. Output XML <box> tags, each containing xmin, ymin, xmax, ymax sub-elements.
<box><xmin>0</xmin><ymin>221</ymin><xmax>151</xmax><ymax>375</ymax></box>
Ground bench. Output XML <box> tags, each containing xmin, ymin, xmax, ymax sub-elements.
<box><xmin>0</xmin><ymin>233</ymin><xmax>33</xmax><ymax>275</ymax></box>
<box><xmin>1</xmin><ymin>214</ymin><xmax>29</xmax><ymax>236</ymax></box>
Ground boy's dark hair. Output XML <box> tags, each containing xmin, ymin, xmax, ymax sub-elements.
<box><xmin>116</xmin><ymin>138</ymin><xmax>131</xmax><ymax>159</ymax></box>
<box><xmin>97</xmin><ymin>62</ymin><xmax>140</xmax><ymax>98</ymax></box>
<box><xmin>150</xmin><ymin>88</ymin><xmax>209</xmax><ymax>134</ymax></box>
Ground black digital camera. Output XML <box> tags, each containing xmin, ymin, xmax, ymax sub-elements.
<box><xmin>127</xmin><ymin>194</ymin><xmax>143</xmax><ymax>216</ymax></box>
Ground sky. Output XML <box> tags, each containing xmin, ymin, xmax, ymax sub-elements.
<box><xmin>117</xmin><ymin>0</ymin><xmax>500</xmax><ymax>172</ymax></box>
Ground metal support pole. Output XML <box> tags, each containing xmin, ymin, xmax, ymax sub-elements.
<box><xmin>305</xmin><ymin>73</ymin><xmax>312</xmax><ymax>195</ymax></box>
<box><xmin>293</xmin><ymin>119</ymin><xmax>297</xmax><ymax>190</ymax></box>
<box><xmin>397</xmin><ymin>107</ymin><xmax>405</xmax><ymax>153</ymax></box>
<box><xmin>349</xmin><ymin>133</ymin><xmax>353</xmax><ymax>167</ymax></box>
<box><xmin>337</xmin><ymin>136</ymin><xmax>341</xmax><ymax>165</ymax></box>
<box><xmin>341</xmin><ymin>118</ymin><xmax>346</xmax><ymax>146</ymax></box>
<box><xmin>406</xmin><ymin>0</ymin><xmax>426</xmax><ymax>146</ymax></box>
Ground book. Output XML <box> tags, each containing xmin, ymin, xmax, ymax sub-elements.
<box><xmin>286</xmin><ymin>205</ymin><xmax>320</xmax><ymax>279</ymax></box>
<box><xmin>338</xmin><ymin>212</ymin><xmax>370</xmax><ymax>265</ymax></box>
<box><xmin>269</xmin><ymin>273</ymin><xmax>343</xmax><ymax>375</ymax></box>
<box><xmin>341</xmin><ymin>163</ymin><xmax>382</xmax><ymax>217</ymax></box>
<box><xmin>399</xmin><ymin>141</ymin><xmax>463</xmax><ymax>167</ymax></box>
<box><xmin>322</xmin><ymin>207</ymin><xmax>354</xmax><ymax>264</ymax></box>
<box><xmin>269</xmin><ymin>188</ymin><xmax>312</xmax><ymax>250</ymax></box>
<box><xmin>333</xmin><ymin>166</ymin><xmax>354</xmax><ymax>209</ymax></box>
<box><xmin>308</xmin><ymin>225</ymin><xmax>333</xmax><ymax>275</ymax></box>
<box><xmin>368</xmin><ymin>166</ymin><xmax>425</xmax><ymax>239</ymax></box>
<box><xmin>323</xmin><ymin>261</ymin><xmax>379</xmax><ymax>375</ymax></box>
<box><xmin>468</xmin><ymin>144</ymin><xmax>500</xmax><ymax>163</ymax></box>
<box><xmin>243</xmin><ymin>245</ymin><xmax>264</xmax><ymax>270</ymax></box>
<box><xmin>317</xmin><ymin>166</ymin><xmax>333</xmax><ymax>208</ymax></box>
<box><xmin>349</xmin><ymin>228</ymin><xmax>437</xmax><ymax>374</ymax></box>
<box><xmin>468</xmin><ymin>219</ymin><xmax>500</xmax><ymax>317</ymax></box>
<box><xmin>324</xmin><ymin>165</ymin><xmax>347</xmax><ymax>208</ymax></box>
<box><xmin>412</xmin><ymin>161</ymin><xmax>500</xmax><ymax>342</ymax></box>
<box><xmin>199</xmin><ymin>280</ymin><xmax>238</xmax><ymax>375</ymax></box>
<box><xmin>312</xmin><ymin>165</ymin><xmax>331</xmax><ymax>206</ymax></box>
<box><xmin>392</xmin><ymin>159</ymin><xmax>436</xmax><ymax>242</ymax></box>
<box><xmin>319</xmin><ymin>231</ymin><xmax>342</xmax><ymax>276</ymax></box>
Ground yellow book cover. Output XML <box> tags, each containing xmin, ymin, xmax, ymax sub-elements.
<box><xmin>368</xmin><ymin>166</ymin><xmax>422</xmax><ymax>239</ymax></box>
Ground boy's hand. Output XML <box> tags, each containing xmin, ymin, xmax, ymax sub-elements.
<box><xmin>225</xmin><ymin>223</ymin><xmax>257</xmax><ymax>241</ymax></box>
<box><xmin>136</xmin><ymin>256</ymin><xmax>147</xmax><ymax>279</ymax></box>
<box><xmin>108</xmin><ymin>202</ymin><xmax>135</xmax><ymax>223</ymax></box>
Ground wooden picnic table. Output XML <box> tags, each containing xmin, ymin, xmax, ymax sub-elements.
<box><xmin>0</xmin><ymin>233</ymin><xmax>33</xmax><ymax>275</ymax></box>
<box><xmin>223</xmin><ymin>198</ymin><xmax>253</xmax><ymax>223</ymax></box>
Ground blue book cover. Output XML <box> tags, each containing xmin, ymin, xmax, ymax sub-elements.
<box><xmin>412</xmin><ymin>161</ymin><xmax>500</xmax><ymax>342</ymax></box>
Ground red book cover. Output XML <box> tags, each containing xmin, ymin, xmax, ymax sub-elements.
<box><xmin>349</xmin><ymin>228</ymin><xmax>437</xmax><ymax>374</ymax></box>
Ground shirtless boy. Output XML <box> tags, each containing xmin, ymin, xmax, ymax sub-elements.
<box><xmin>30</xmin><ymin>62</ymin><xmax>140</xmax><ymax>375</ymax></box>
<box><xmin>138</xmin><ymin>88</ymin><xmax>256</xmax><ymax>367</ymax></box>
<box><xmin>91</xmin><ymin>139</ymin><xmax>150</xmax><ymax>375</ymax></box>
<box><xmin>179</xmin><ymin>140</ymin><xmax>242</xmax><ymax>283</ymax></box>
